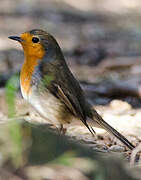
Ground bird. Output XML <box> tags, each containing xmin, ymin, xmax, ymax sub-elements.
<box><xmin>9</xmin><ymin>29</ymin><xmax>135</xmax><ymax>150</ymax></box>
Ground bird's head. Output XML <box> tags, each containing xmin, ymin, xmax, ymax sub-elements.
<box><xmin>9</xmin><ymin>29</ymin><xmax>61</xmax><ymax>61</ymax></box>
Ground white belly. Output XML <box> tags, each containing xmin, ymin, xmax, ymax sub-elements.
<box><xmin>31</xmin><ymin>92</ymin><xmax>63</xmax><ymax>125</ymax></box>
<box><xmin>21</xmin><ymin>84</ymin><xmax>72</xmax><ymax>126</ymax></box>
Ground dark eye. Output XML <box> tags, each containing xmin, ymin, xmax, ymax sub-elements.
<box><xmin>32</xmin><ymin>37</ymin><xmax>39</xmax><ymax>43</ymax></box>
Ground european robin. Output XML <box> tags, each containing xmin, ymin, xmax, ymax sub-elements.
<box><xmin>9</xmin><ymin>29</ymin><xmax>134</xmax><ymax>150</ymax></box>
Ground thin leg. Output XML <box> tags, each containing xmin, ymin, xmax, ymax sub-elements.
<box><xmin>59</xmin><ymin>124</ymin><xmax>67</xmax><ymax>135</ymax></box>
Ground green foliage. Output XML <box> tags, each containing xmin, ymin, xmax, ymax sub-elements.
<box><xmin>51</xmin><ymin>151</ymin><xmax>76</xmax><ymax>166</ymax></box>
<box><xmin>6</xmin><ymin>75</ymin><xmax>19</xmax><ymax>117</ymax></box>
<box><xmin>5</xmin><ymin>74</ymin><xmax>24</xmax><ymax>168</ymax></box>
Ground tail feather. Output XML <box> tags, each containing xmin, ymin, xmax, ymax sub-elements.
<box><xmin>90</xmin><ymin>109</ymin><xmax>135</xmax><ymax>150</ymax></box>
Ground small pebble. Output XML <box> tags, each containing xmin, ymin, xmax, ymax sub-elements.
<box><xmin>110</xmin><ymin>100</ymin><xmax>131</xmax><ymax>111</ymax></box>
<box><xmin>109</xmin><ymin>145</ymin><xmax>125</xmax><ymax>152</ymax></box>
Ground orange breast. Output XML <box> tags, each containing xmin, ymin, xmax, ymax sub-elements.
<box><xmin>20</xmin><ymin>57</ymin><xmax>39</xmax><ymax>98</ymax></box>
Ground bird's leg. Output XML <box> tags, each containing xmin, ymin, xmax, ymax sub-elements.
<box><xmin>59</xmin><ymin>124</ymin><xmax>67</xmax><ymax>135</ymax></box>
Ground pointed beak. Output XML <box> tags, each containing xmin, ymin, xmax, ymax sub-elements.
<box><xmin>8</xmin><ymin>36</ymin><xmax>23</xmax><ymax>42</ymax></box>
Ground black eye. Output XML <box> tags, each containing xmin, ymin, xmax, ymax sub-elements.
<box><xmin>32</xmin><ymin>37</ymin><xmax>39</xmax><ymax>43</ymax></box>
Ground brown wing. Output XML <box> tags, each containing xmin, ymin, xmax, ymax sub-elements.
<box><xmin>49</xmin><ymin>81</ymin><xmax>95</xmax><ymax>136</ymax></box>
<box><xmin>54</xmin><ymin>84</ymin><xmax>77</xmax><ymax>116</ymax></box>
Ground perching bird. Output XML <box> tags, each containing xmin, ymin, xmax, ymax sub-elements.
<box><xmin>9</xmin><ymin>29</ymin><xmax>135</xmax><ymax>150</ymax></box>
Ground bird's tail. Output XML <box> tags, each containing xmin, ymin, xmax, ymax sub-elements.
<box><xmin>88</xmin><ymin>109</ymin><xmax>135</xmax><ymax>150</ymax></box>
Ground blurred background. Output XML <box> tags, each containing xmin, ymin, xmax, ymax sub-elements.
<box><xmin>1</xmin><ymin>0</ymin><xmax>141</xmax><ymax>106</ymax></box>
<box><xmin>0</xmin><ymin>0</ymin><xmax>141</xmax><ymax>179</ymax></box>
